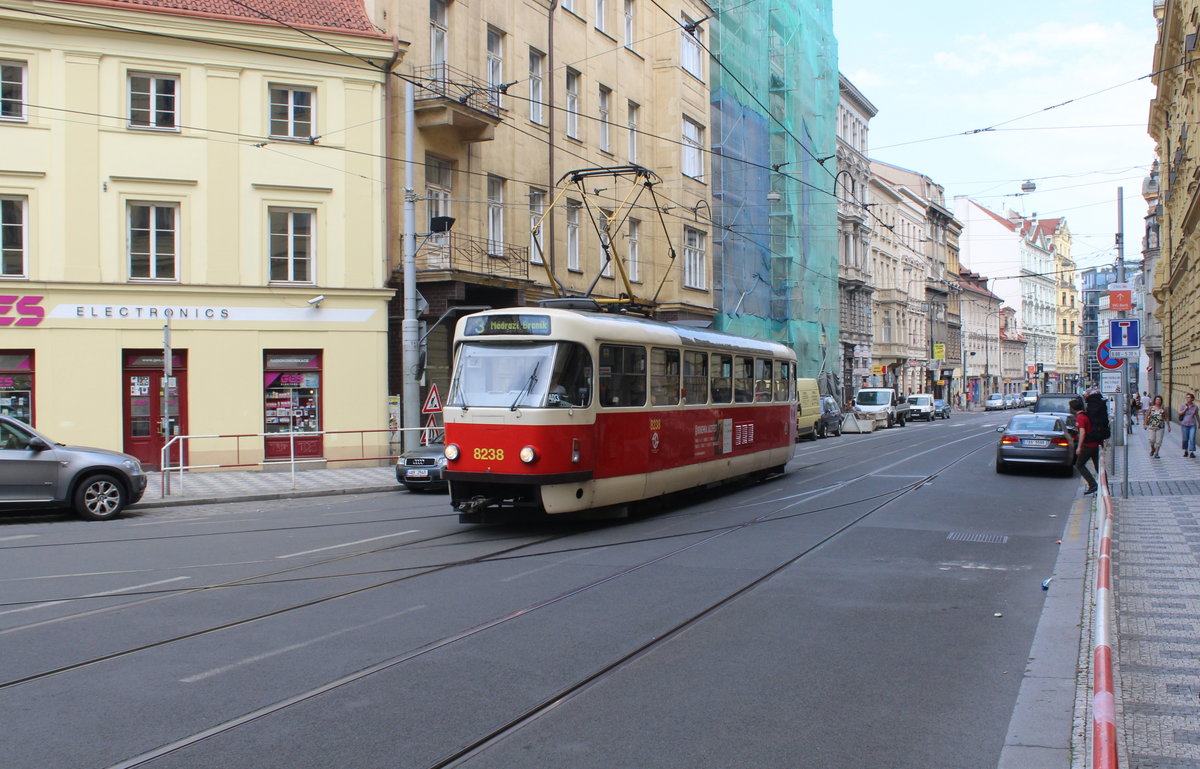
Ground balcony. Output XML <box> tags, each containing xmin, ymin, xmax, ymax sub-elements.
<box><xmin>412</xmin><ymin>64</ymin><xmax>502</xmax><ymax>143</ymax></box>
<box><xmin>873</xmin><ymin>340</ymin><xmax>908</xmax><ymax>360</ymax></box>
<box><xmin>874</xmin><ymin>287</ymin><xmax>907</xmax><ymax>305</ymax></box>
<box><xmin>413</xmin><ymin>231</ymin><xmax>530</xmax><ymax>285</ymax></box>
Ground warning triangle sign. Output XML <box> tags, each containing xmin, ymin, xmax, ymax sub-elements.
<box><xmin>422</xmin><ymin>384</ymin><xmax>442</xmax><ymax>413</ymax></box>
<box><xmin>421</xmin><ymin>414</ymin><xmax>444</xmax><ymax>445</ymax></box>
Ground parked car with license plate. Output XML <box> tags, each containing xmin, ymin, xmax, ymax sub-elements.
<box><xmin>396</xmin><ymin>443</ymin><xmax>449</xmax><ymax>491</ymax></box>
<box><xmin>984</xmin><ymin>393</ymin><xmax>1007</xmax><ymax>411</ymax></box>
<box><xmin>907</xmin><ymin>393</ymin><xmax>936</xmax><ymax>421</ymax></box>
<box><xmin>995</xmin><ymin>414</ymin><xmax>1074</xmax><ymax>474</ymax></box>
<box><xmin>932</xmin><ymin>399</ymin><xmax>951</xmax><ymax>419</ymax></box>
<box><xmin>0</xmin><ymin>415</ymin><xmax>147</xmax><ymax>520</ymax></box>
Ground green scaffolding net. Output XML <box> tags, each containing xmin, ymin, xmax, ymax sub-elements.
<box><xmin>709</xmin><ymin>0</ymin><xmax>839</xmax><ymax>390</ymax></box>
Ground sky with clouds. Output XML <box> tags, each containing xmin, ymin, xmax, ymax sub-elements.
<box><xmin>834</xmin><ymin>0</ymin><xmax>1158</xmax><ymax>271</ymax></box>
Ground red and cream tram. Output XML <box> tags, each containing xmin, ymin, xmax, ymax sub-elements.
<box><xmin>442</xmin><ymin>305</ymin><xmax>797</xmax><ymax>522</ymax></box>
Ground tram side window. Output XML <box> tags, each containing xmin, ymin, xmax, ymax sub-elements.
<box><xmin>711</xmin><ymin>353</ymin><xmax>732</xmax><ymax>403</ymax></box>
<box><xmin>651</xmin><ymin>347</ymin><xmax>681</xmax><ymax>406</ymax></box>
<box><xmin>682</xmin><ymin>350</ymin><xmax>708</xmax><ymax>405</ymax></box>
<box><xmin>754</xmin><ymin>358</ymin><xmax>773</xmax><ymax>402</ymax></box>
<box><xmin>547</xmin><ymin>341</ymin><xmax>592</xmax><ymax>407</ymax></box>
<box><xmin>734</xmin><ymin>356</ymin><xmax>754</xmax><ymax>403</ymax></box>
<box><xmin>599</xmin><ymin>344</ymin><xmax>646</xmax><ymax>407</ymax></box>
<box><xmin>774</xmin><ymin>360</ymin><xmax>790</xmax><ymax>401</ymax></box>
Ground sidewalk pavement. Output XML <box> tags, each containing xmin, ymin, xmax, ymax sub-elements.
<box><xmin>1105</xmin><ymin>425</ymin><xmax>1200</xmax><ymax>768</ymax></box>
<box><xmin>132</xmin><ymin>464</ymin><xmax>399</xmax><ymax>509</ymax></box>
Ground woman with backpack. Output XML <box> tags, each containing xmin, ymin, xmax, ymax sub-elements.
<box><xmin>1180</xmin><ymin>392</ymin><xmax>1198</xmax><ymax>458</ymax></box>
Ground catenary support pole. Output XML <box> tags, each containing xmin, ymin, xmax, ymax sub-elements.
<box><xmin>1117</xmin><ymin>188</ymin><xmax>1128</xmax><ymax>498</ymax></box>
<box><xmin>402</xmin><ymin>81</ymin><xmax>420</xmax><ymax>452</ymax></box>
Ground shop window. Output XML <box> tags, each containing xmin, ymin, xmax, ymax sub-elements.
<box><xmin>0</xmin><ymin>351</ymin><xmax>34</xmax><ymax>424</ymax></box>
<box><xmin>263</xmin><ymin>351</ymin><xmax>323</xmax><ymax>460</ymax></box>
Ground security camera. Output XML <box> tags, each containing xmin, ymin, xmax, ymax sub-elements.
<box><xmin>307</xmin><ymin>295</ymin><xmax>325</xmax><ymax>307</ymax></box>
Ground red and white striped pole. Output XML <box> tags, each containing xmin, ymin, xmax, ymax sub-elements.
<box><xmin>1093</xmin><ymin>457</ymin><xmax>1118</xmax><ymax>769</ymax></box>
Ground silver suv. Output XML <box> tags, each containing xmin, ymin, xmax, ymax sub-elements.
<box><xmin>0</xmin><ymin>416</ymin><xmax>147</xmax><ymax>520</ymax></box>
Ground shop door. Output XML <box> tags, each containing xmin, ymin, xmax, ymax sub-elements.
<box><xmin>123</xmin><ymin>369</ymin><xmax>188</xmax><ymax>469</ymax></box>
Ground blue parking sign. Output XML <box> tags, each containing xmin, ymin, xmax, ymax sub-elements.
<box><xmin>1109</xmin><ymin>318</ymin><xmax>1140</xmax><ymax>349</ymax></box>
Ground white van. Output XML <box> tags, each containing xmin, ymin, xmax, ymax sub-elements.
<box><xmin>795</xmin><ymin>378</ymin><xmax>821</xmax><ymax>440</ymax></box>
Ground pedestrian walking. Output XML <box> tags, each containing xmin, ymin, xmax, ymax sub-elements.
<box><xmin>1130</xmin><ymin>392</ymin><xmax>1142</xmax><ymax>429</ymax></box>
<box><xmin>1071</xmin><ymin>397</ymin><xmax>1099</xmax><ymax>495</ymax></box>
<box><xmin>1180</xmin><ymin>392</ymin><xmax>1199</xmax><ymax>458</ymax></box>
<box><xmin>1144</xmin><ymin>395</ymin><xmax>1170</xmax><ymax>458</ymax></box>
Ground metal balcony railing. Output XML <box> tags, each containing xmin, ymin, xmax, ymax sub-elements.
<box><xmin>413</xmin><ymin>63</ymin><xmax>502</xmax><ymax>119</ymax></box>
<box><xmin>417</xmin><ymin>231</ymin><xmax>529</xmax><ymax>281</ymax></box>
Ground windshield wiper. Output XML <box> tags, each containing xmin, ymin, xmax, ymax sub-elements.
<box><xmin>510</xmin><ymin>362</ymin><xmax>540</xmax><ymax>411</ymax></box>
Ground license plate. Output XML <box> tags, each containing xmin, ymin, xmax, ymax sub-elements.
<box><xmin>405</xmin><ymin>469</ymin><xmax>429</xmax><ymax>478</ymax></box>
<box><xmin>1023</xmin><ymin>439</ymin><xmax>1049</xmax><ymax>447</ymax></box>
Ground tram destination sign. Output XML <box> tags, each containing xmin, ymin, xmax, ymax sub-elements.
<box><xmin>463</xmin><ymin>314</ymin><xmax>552</xmax><ymax>336</ymax></box>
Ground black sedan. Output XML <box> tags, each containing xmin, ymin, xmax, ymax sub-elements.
<box><xmin>396</xmin><ymin>443</ymin><xmax>449</xmax><ymax>491</ymax></box>
<box><xmin>932</xmin><ymin>399</ymin><xmax>951</xmax><ymax>419</ymax></box>
<box><xmin>995</xmin><ymin>414</ymin><xmax>1074</xmax><ymax>474</ymax></box>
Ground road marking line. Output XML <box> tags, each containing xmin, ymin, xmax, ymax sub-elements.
<box><xmin>0</xmin><ymin>535</ymin><xmax>38</xmax><ymax>542</ymax></box>
<box><xmin>275</xmin><ymin>530</ymin><xmax>419</xmax><ymax>559</ymax></box>
<box><xmin>180</xmin><ymin>605</ymin><xmax>426</xmax><ymax>683</ymax></box>
<box><xmin>0</xmin><ymin>576</ymin><xmax>190</xmax><ymax>617</ymax></box>
<box><xmin>501</xmin><ymin>551</ymin><xmax>590</xmax><ymax>583</ymax></box>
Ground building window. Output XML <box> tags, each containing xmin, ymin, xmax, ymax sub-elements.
<box><xmin>683</xmin><ymin>227</ymin><xmax>706</xmax><ymax>290</ymax></box>
<box><xmin>566</xmin><ymin>199</ymin><xmax>581</xmax><ymax>271</ymax></box>
<box><xmin>598</xmin><ymin>86</ymin><xmax>611</xmax><ymax>153</ymax></box>
<box><xmin>486</xmin><ymin>27</ymin><xmax>504</xmax><ymax>108</ymax></box>
<box><xmin>128</xmin><ymin>202</ymin><xmax>178</xmax><ymax>281</ymax></box>
<box><xmin>487</xmin><ymin>176</ymin><xmax>505</xmax><ymax>256</ymax></box>
<box><xmin>128</xmin><ymin>73</ymin><xmax>178</xmax><ymax>130</ymax></box>
<box><xmin>425</xmin><ymin>155</ymin><xmax>453</xmax><ymax>225</ymax></box>
<box><xmin>595</xmin><ymin>0</ymin><xmax>607</xmax><ymax>31</ymax></box>
<box><xmin>626</xmin><ymin>218</ymin><xmax>640</xmax><ymax>282</ymax></box>
<box><xmin>268</xmin><ymin>208</ymin><xmax>314</xmax><ymax>283</ymax></box>
<box><xmin>627</xmin><ymin>101</ymin><xmax>639</xmax><ymax>163</ymax></box>
<box><xmin>529</xmin><ymin>188</ymin><xmax>546</xmax><ymax>265</ymax></box>
<box><xmin>1</xmin><ymin>196</ymin><xmax>26</xmax><ymax>277</ymax></box>
<box><xmin>565</xmin><ymin>69</ymin><xmax>580</xmax><ymax>139</ymax></box>
<box><xmin>1</xmin><ymin>61</ymin><xmax>26</xmax><ymax>122</ymax></box>
<box><xmin>562</xmin><ymin>0</ymin><xmax>577</xmax><ymax>13</ymax></box>
<box><xmin>682</xmin><ymin>117</ymin><xmax>704</xmax><ymax>180</ymax></box>
<box><xmin>681</xmin><ymin>15</ymin><xmax>703</xmax><ymax>79</ymax></box>
<box><xmin>624</xmin><ymin>0</ymin><xmax>635</xmax><ymax>47</ymax></box>
<box><xmin>528</xmin><ymin>49</ymin><xmax>545</xmax><ymax>124</ymax></box>
<box><xmin>430</xmin><ymin>0</ymin><xmax>448</xmax><ymax>67</ymax></box>
<box><xmin>269</xmin><ymin>86</ymin><xmax>314</xmax><ymax>140</ymax></box>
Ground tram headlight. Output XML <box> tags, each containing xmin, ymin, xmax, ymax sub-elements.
<box><xmin>444</xmin><ymin>444</ymin><xmax>460</xmax><ymax>461</ymax></box>
<box><xmin>519</xmin><ymin>445</ymin><xmax>538</xmax><ymax>464</ymax></box>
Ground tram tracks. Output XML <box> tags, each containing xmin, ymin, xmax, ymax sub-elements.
<box><xmin>91</xmin><ymin>425</ymin><xmax>1000</xmax><ymax>769</ymax></box>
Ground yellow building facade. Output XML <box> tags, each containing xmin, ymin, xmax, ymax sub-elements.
<box><xmin>373</xmin><ymin>0</ymin><xmax>717</xmax><ymax>396</ymax></box>
<box><xmin>0</xmin><ymin>0</ymin><xmax>397</xmax><ymax>467</ymax></box>
<box><xmin>1150</xmin><ymin>0</ymin><xmax>1200</xmax><ymax>403</ymax></box>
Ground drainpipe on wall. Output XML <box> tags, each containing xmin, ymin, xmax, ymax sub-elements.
<box><xmin>547</xmin><ymin>1</ymin><xmax>558</xmax><ymax>280</ymax></box>
<box><xmin>384</xmin><ymin>42</ymin><xmax>403</xmax><ymax>286</ymax></box>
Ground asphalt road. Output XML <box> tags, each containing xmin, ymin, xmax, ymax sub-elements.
<box><xmin>0</xmin><ymin>409</ymin><xmax>1084</xmax><ymax>769</ymax></box>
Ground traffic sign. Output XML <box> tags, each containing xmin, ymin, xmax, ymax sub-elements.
<box><xmin>1100</xmin><ymin>371</ymin><xmax>1122</xmax><ymax>393</ymax></box>
<box><xmin>1109</xmin><ymin>348</ymin><xmax>1139</xmax><ymax>359</ymax></box>
<box><xmin>1109</xmin><ymin>318</ymin><xmax>1140</xmax><ymax>349</ymax></box>
<box><xmin>1108</xmin><ymin>283</ymin><xmax>1132</xmax><ymax>312</ymax></box>
<box><xmin>422</xmin><ymin>384</ymin><xmax>443</xmax><ymax>413</ymax></box>
<box><xmin>1097</xmin><ymin>339</ymin><xmax>1124</xmax><ymax>370</ymax></box>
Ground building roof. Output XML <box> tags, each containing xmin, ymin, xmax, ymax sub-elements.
<box><xmin>52</xmin><ymin>0</ymin><xmax>381</xmax><ymax>35</ymax></box>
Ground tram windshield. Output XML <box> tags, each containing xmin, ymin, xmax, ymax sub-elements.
<box><xmin>448</xmin><ymin>341</ymin><xmax>592</xmax><ymax>409</ymax></box>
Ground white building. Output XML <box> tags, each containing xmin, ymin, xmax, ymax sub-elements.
<box><xmin>954</xmin><ymin>198</ymin><xmax>1056</xmax><ymax>387</ymax></box>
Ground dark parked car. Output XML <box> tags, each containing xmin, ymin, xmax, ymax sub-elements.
<box><xmin>995</xmin><ymin>414</ymin><xmax>1074</xmax><ymax>474</ymax></box>
<box><xmin>0</xmin><ymin>415</ymin><xmax>147</xmax><ymax>520</ymax></box>
<box><xmin>1032</xmin><ymin>393</ymin><xmax>1079</xmax><ymax>435</ymax></box>
<box><xmin>816</xmin><ymin>396</ymin><xmax>843</xmax><ymax>438</ymax></box>
<box><xmin>933</xmin><ymin>399</ymin><xmax>951</xmax><ymax>419</ymax></box>
<box><xmin>396</xmin><ymin>443</ymin><xmax>448</xmax><ymax>491</ymax></box>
